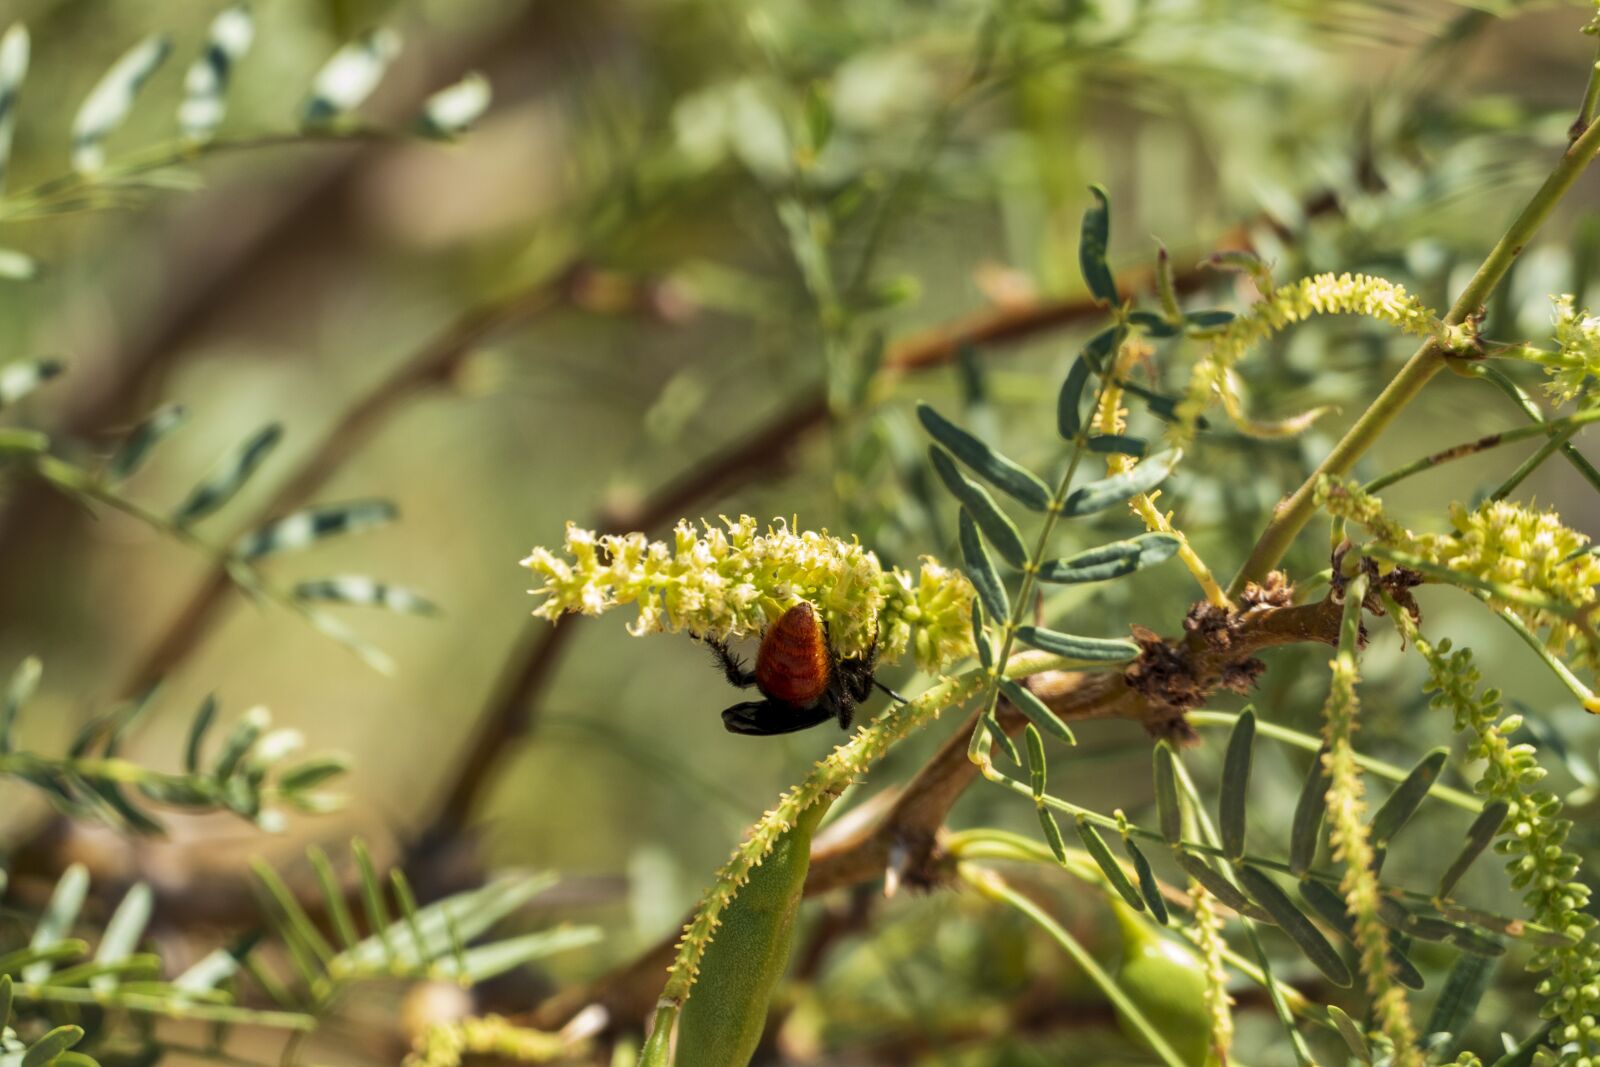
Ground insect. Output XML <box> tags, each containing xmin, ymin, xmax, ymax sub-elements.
<box><xmin>704</xmin><ymin>602</ymin><xmax>902</xmax><ymax>736</ymax></box>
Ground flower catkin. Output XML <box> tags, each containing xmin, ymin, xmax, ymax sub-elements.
<box><xmin>522</xmin><ymin>516</ymin><xmax>975</xmax><ymax>671</ymax></box>
<box><xmin>1179</xmin><ymin>272</ymin><xmax>1464</xmax><ymax>433</ymax></box>
<box><xmin>1320</xmin><ymin>480</ymin><xmax>1600</xmax><ymax>669</ymax></box>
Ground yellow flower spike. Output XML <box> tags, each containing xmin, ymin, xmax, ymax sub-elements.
<box><xmin>523</xmin><ymin>516</ymin><xmax>977</xmax><ymax>671</ymax></box>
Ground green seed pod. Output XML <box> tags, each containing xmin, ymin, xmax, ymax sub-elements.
<box><xmin>1111</xmin><ymin>899</ymin><xmax>1213</xmax><ymax>1067</ymax></box>
<box><xmin>675</xmin><ymin>798</ymin><xmax>832</xmax><ymax>1067</ymax></box>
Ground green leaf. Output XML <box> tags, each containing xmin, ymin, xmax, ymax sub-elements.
<box><xmin>212</xmin><ymin>706</ymin><xmax>269</xmax><ymax>781</ymax></box>
<box><xmin>1288</xmin><ymin>744</ymin><xmax>1329</xmax><ymax>876</ymax></box>
<box><xmin>1078</xmin><ymin>184</ymin><xmax>1118</xmax><ymax>305</ymax></box>
<box><xmin>1061</xmin><ymin>449</ymin><xmax>1181</xmax><ymax>517</ymax></box>
<box><xmin>0</xmin><ymin>24</ymin><xmax>28</xmax><ymax>193</ymax></box>
<box><xmin>184</xmin><ymin>694</ymin><xmax>217</xmax><ymax>774</ymax></box>
<box><xmin>1013</xmin><ymin>625</ymin><xmax>1138</xmax><ymax>663</ymax></box>
<box><xmin>1425</xmin><ymin>953</ymin><xmax>1495</xmax><ymax>1050</ymax></box>
<box><xmin>1155</xmin><ymin>244</ymin><xmax>1180</xmax><ymax>321</ymax></box>
<box><xmin>1124</xmin><ymin>837</ymin><xmax>1168</xmax><ymax>925</ymax></box>
<box><xmin>1369</xmin><ymin>747</ymin><xmax>1448</xmax><ymax>867</ymax></box>
<box><xmin>0</xmin><ymin>972</ymin><xmax>11</xmax><ymax>1026</ymax></box>
<box><xmin>21</xmin><ymin>1024</ymin><xmax>83</xmax><ymax>1067</ymax></box>
<box><xmin>1</xmin><ymin>655</ymin><xmax>41</xmax><ymax>754</ymax></box>
<box><xmin>1057</xmin><ymin>356</ymin><xmax>1092</xmax><ymax>440</ymax></box>
<box><xmin>107</xmin><ymin>404</ymin><xmax>186</xmax><ymax>482</ymax></box>
<box><xmin>998</xmin><ymin>678</ymin><xmax>1075</xmax><ymax>746</ymax></box>
<box><xmin>1153</xmin><ymin>743</ymin><xmax>1182</xmax><ymax>844</ymax></box>
<box><xmin>1327</xmin><ymin>1005</ymin><xmax>1372</xmax><ymax>1064</ymax></box>
<box><xmin>1079</xmin><ymin>324</ymin><xmax>1123</xmax><ymax>373</ymax></box>
<box><xmin>303</xmin><ymin>29</ymin><xmax>401</xmax><ymax>124</ymax></box>
<box><xmin>72</xmin><ymin>35</ymin><xmax>172</xmax><ymax>173</ymax></box>
<box><xmin>235</xmin><ymin>499</ymin><xmax>397</xmax><ymax>560</ymax></box>
<box><xmin>179</xmin><ymin>4</ymin><xmax>253</xmax><ymax>143</ymax></box>
<box><xmin>971</xmin><ymin>599</ymin><xmax>992</xmax><ymax>670</ymax></box>
<box><xmin>173</xmin><ymin>423</ymin><xmax>283</xmax><ymax>525</ymax></box>
<box><xmin>1170</xmin><ymin>850</ymin><xmax>1267</xmax><ymax>921</ymax></box>
<box><xmin>277</xmin><ymin>755</ymin><xmax>349</xmax><ymax>793</ymax></box>
<box><xmin>1185</xmin><ymin>309</ymin><xmax>1235</xmax><ymax>330</ymax></box>
<box><xmin>1297</xmin><ymin>879</ymin><xmax>1424</xmax><ymax>990</ymax></box>
<box><xmin>293</xmin><ymin>576</ymin><xmax>439</xmax><ymax>616</ymax></box>
<box><xmin>917</xmin><ymin>402</ymin><xmax>1052</xmax><ymax>511</ymax></box>
<box><xmin>24</xmin><ymin>865</ymin><xmax>88</xmax><ymax>983</ymax></box>
<box><xmin>1023</xmin><ymin>723</ymin><xmax>1046</xmax><ymax>799</ymax></box>
<box><xmin>351</xmin><ymin>838</ymin><xmax>395</xmax><ymax>964</ymax></box>
<box><xmin>983</xmin><ymin>711</ymin><xmax>1021</xmax><ymax>766</ymax></box>
<box><xmin>173</xmin><ymin>932</ymin><xmax>259</xmax><ymax>993</ymax></box>
<box><xmin>1235</xmin><ymin>866</ymin><xmax>1352</xmax><ymax>988</ymax></box>
<box><xmin>0</xmin><ymin>941</ymin><xmax>87</xmax><ymax>978</ymax></box>
<box><xmin>250</xmin><ymin>859</ymin><xmax>336</xmax><ymax>968</ymax></box>
<box><xmin>1219</xmin><ymin>708</ymin><xmax>1255</xmax><ymax>861</ymax></box>
<box><xmin>928</xmin><ymin>446</ymin><xmax>1027</xmax><ymax>567</ymax></box>
<box><xmin>336</xmin><ymin>870</ymin><xmax>559</xmax><ymax>973</ymax></box>
<box><xmin>0</xmin><ymin>358</ymin><xmax>63</xmax><ymax>408</ymax></box>
<box><xmin>419</xmin><ymin>71</ymin><xmax>491</xmax><ymax>139</ymax></box>
<box><xmin>1075</xmin><ymin>817</ymin><xmax>1144</xmax><ymax>911</ymax></box>
<box><xmin>1437</xmin><ymin>800</ymin><xmax>1509</xmax><ymax>899</ymax></box>
<box><xmin>1036</xmin><ymin>533</ymin><xmax>1181</xmax><ymax>584</ymax></box>
<box><xmin>1037</xmin><ymin>807</ymin><xmax>1069</xmax><ymax>865</ymax></box>
<box><xmin>1126</xmin><ymin>309</ymin><xmax>1180</xmax><ymax>338</ymax></box>
<box><xmin>958</xmin><ymin>509</ymin><xmax>1009</xmax><ymax>621</ymax></box>
<box><xmin>90</xmin><ymin>883</ymin><xmax>152</xmax><ymax>991</ymax></box>
<box><xmin>1086</xmin><ymin>434</ymin><xmax>1146</xmax><ymax>457</ymax></box>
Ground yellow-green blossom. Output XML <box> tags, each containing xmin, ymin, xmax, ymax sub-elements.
<box><xmin>1320</xmin><ymin>481</ymin><xmax>1600</xmax><ymax>667</ymax></box>
<box><xmin>522</xmin><ymin>515</ymin><xmax>976</xmax><ymax>670</ymax></box>
<box><xmin>405</xmin><ymin>1015</ymin><xmax>568</xmax><ymax>1067</ymax></box>
<box><xmin>1180</xmin><ymin>272</ymin><xmax>1465</xmax><ymax>434</ymax></box>
<box><xmin>1536</xmin><ymin>294</ymin><xmax>1600</xmax><ymax>404</ymax></box>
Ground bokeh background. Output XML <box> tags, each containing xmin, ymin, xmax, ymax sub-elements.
<box><xmin>4</xmin><ymin>1</ymin><xmax>1600</xmax><ymax>1063</ymax></box>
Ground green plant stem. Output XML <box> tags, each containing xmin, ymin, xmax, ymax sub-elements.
<box><xmin>11</xmin><ymin>982</ymin><xmax>314</xmax><ymax>1030</ymax></box>
<box><xmin>1471</xmin><ymin>363</ymin><xmax>1600</xmax><ymax>494</ymax></box>
<box><xmin>1186</xmin><ymin>710</ymin><xmax>1482</xmax><ymax>812</ymax></box>
<box><xmin>960</xmin><ymin>863</ymin><xmax>1190</xmax><ymax>1067</ymax></box>
<box><xmin>1229</xmin><ymin>112</ymin><xmax>1600</xmax><ymax>596</ymax></box>
<box><xmin>1492</xmin><ymin>421</ymin><xmax>1584</xmax><ymax>500</ymax></box>
<box><xmin>1361</xmin><ymin>407</ymin><xmax>1600</xmax><ymax>494</ymax></box>
<box><xmin>1463</xmin><ymin>590</ymin><xmax>1599</xmax><ymax>708</ymax></box>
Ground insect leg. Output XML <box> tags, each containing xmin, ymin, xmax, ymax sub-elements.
<box><xmin>704</xmin><ymin>637</ymin><xmax>758</xmax><ymax>688</ymax></box>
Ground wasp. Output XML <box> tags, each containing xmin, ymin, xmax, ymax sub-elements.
<box><xmin>704</xmin><ymin>602</ymin><xmax>902</xmax><ymax>736</ymax></box>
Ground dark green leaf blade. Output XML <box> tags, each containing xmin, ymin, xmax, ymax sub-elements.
<box><xmin>928</xmin><ymin>446</ymin><xmax>1027</xmax><ymax>567</ymax></box>
<box><xmin>1236</xmin><ymin>866</ymin><xmax>1352</xmax><ymax>988</ymax></box>
<box><xmin>236</xmin><ymin>499</ymin><xmax>397</xmax><ymax>560</ymax></box>
<box><xmin>1219</xmin><ymin>709</ymin><xmax>1255</xmax><ymax>861</ymax></box>
<box><xmin>1437</xmin><ymin>800</ymin><xmax>1509</xmax><ymax>899</ymax></box>
<box><xmin>1036</xmin><ymin>533</ymin><xmax>1181</xmax><ymax>584</ymax></box>
<box><xmin>1075</xmin><ymin>817</ymin><xmax>1144</xmax><ymax>911</ymax></box>
<box><xmin>1153</xmin><ymin>743</ymin><xmax>1182</xmax><ymax>844</ymax></box>
<box><xmin>1078</xmin><ymin>183</ymin><xmax>1118</xmax><ymax>305</ymax></box>
<box><xmin>1289</xmin><ymin>744</ymin><xmax>1330</xmax><ymax>876</ymax></box>
<box><xmin>958</xmin><ymin>509</ymin><xmax>1009</xmax><ymax>621</ymax></box>
<box><xmin>173</xmin><ymin>423</ymin><xmax>282</xmax><ymax>525</ymax></box>
<box><xmin>1013</xmin><ymin>625</ymin><xmax>1138</xmax><ymax>663</ymax></box>
<box><xmin>1124</xmin><ymin>837</ymin><xmax>1169</xmax><ymax>925</ymax></box>
<box><xmin>1057</xmin><ymin>357</ymin><xmax>1092</xmax><ymax>440</ymax></box>
<box><xmin>999</xmin><ymin>678</ymin><xmax>1075</xmax><ymax>746</ymax></box>
<box><xmin>1061</xmin><ymin>449</ymin><xmax>1181</xmax><ymax>518</ymax></box>
<box><xmin>917</xmin><ymin>402</ymin><xmax>1052</xmax><ymax>511</ymax></box>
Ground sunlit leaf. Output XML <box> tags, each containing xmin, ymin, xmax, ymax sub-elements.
<box><xmin>1036</xmin><ymin>533</ymin><xmax>1180</xmax><ymax>584</ymax></box>
<box><xmin>303</xmin><ymin>29</ymin><xmax>400</xmax><ymax>124</ymax></box>
<box><xmin>1124</xmin><ymin>837</ymin><xmax>1168</xmax><ymax>924</ymax></box>
<box><xmin>72</xmin><ymin>34</ymin><xmax>172</xmax><ymax>173</ymax></box>
<box><xmin>20</xmin><ymin>1024</ymin><xmax>83</xmax><ymax>1067</ymax></box>
<box><xmin>1013</xmin><ymin>625</ymin><xmax>1137</xmax><ymax>662</ymax></box>
<box><xmin>179</xmin><ymin>4</ymin><xmax>254</xmax><ymax>143</ymax></box>
<box><xmin>928</xmin><ymin>446</ymin><xmax>1027</xmax><ymax>567</ymax></box>
<box><xmin>236</xmin><ymin>499</ymin><xmax>396</xmax><ymax>560</ymax></box>
<box><xmin>24</xmin><ymin>864</ymin><xmax>89</xmax><ymax>983</ymax></box>
<box><xmin>0</xmin><ymin>23</ymin><xmax>28</xmax><ymax>192</ymax></box>
<box><xmin>0</xmin><ymin>357</ymin><xmax>64</xmax><ymax>408</ymax></box>
<box><xmin>1061</xmin><ymin>449</ymin><xmax>1180</xmax><ymax>517</ymax></box>
<box><xmin>1075</xmin><ymin>817</ymin><xmax>1144</xmax><ymax>910</ymax></box>
<box><xmin>107</xmin><ymin>404</ymin><xmax>186</xmax><ymax>482</ymax></box>
<box><xmin>1328</xmin><ymin>1005</ymin><xmax>1372</xmax><ymax>1064</ymax></box>
<box><xmin>1078</xmin><ymin>183</ymin><xmax>1118</xmax><ymax>305</ymax></box>
<box><xmin>419</xmin><ymin>71</ymin><xmax>491</xmax><ymax>138</ymax></box>
<box><xmin>173</xmin><ymin>423</ymin><xmax>282</xmax><ymax>524</ymax></box>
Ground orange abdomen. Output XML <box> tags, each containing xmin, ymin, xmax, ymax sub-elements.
<box><xmin>755</xmin><ymin>603</ymin><xmax>831</xmax><ymax>707</ymax></box>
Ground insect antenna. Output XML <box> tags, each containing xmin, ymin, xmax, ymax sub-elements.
<box><xmin>872</xmin><ymin>678</ymin><xmax>909</xmax><ymax>704</ymax></box>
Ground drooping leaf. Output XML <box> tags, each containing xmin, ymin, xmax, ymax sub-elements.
<box><xmin>0</xmin><ymin>357</ymin><xmax>63</xmax><ymax>408</ymax></box>
<box><xmin>1298</xmin><ymin>879</ymin><xmax>1424</xmax><ymax>989</ymax></box>
<box><xmin>212</xmin><ymin>705</ymin><xmax>269</xmax><ymax>781</ymax></box>
<box><xmin>0</xmin><ymin>23</ymin><xmax>27</xmax><ymax>192</ymax></box>
<box><xmin>24</xmin><ymin>864</ymin><xmax>89</xmax><ymax>983</ymax></box>
<box><xmin>958</xmin><ymin>508</ymin><xmax>1008</xmax><ymax>621</ymax></box>
<box><xmin>1013</xmin><ymin>625</ymin><xmax>1138</xmax><ymax>663</ymax></box>
<box><xmin>1289</xmin><ymin>744</ymin><xmax>1330</xmax><ymax>876</ymax></box>
<box><xmin>1170</xmin><ymin>850</ymin><xmax>1266</xmax><ymax>921</ymax></box>
<box><xmin>1219</xmin><ymin>708</ymin><xmax>1255</xmax><ymax>861</ymax></box>
<box><xmin>1057</xmin><ymin>356</ymin><xmax>1092</xmax><ymax>441</ymax></box>
<box><xmin>1078</xmin><ymin>183</ymin><xmax>1118</xmax><ymax>305</ymax></box>
<box><xmin>999</xmin><ymin>678</ymin><xmax>1076</xmax><ymax>746</ymax></box>
<box><xmin>302</xmin><ymin>29</ymin><xmax>401</xmax><ymax>124</ymax></box>
<box><xmin>928</xmin><ymin>446</ymin><xmax>1027</xmax><ymax>567</ymax></box>
<box><xmin>1075</xmin><ymin>817</ymin><xmax>1144</xmax><ymax>911</ymax></box>
<box><xmin>1369</xmin><ymin>747</ymin><xmax>1448</xmax><ymax>867</ymax></box>
<box><xmin>1078</xmin><ymin>324</ymin><xmax>1123</xmax><ymax>373</ymax></box>
<box><xmin>971</xmin><ymin>599</ymin><xmax>992</xmax><ymax>670</ymax></box>
<box><xmin>1153</xmin><ymin>743</ymin><xmax>1182</xmax><ymax>844</ymax></box>
<box><xmin>1437</xmin><ymin>800</ymin><xmax>1509</xmax><ymax>899</ymax></box>
<box><xmin>1061</xmin><ymin>449</ymin><xmax>1181</xmax><ymax>517</ymax></box>
<box><xmin>0</xmin><ymin>655</ymin><xmax>40</xmax><ymax>753</ymax></box>
<box><xmin>336</xmin><ymin>869</ymin><xmax>558</xmax><ymax>972</ymax></box>
<box><xmin>179</xmin><ymin>4</ymin><xmax>254</xmax><ymax>142</ymax></box>
<box><xmin>419</xmin><ymin>71</ymin><xmax>491</xmax><ymax>138</ymax></box>
<box><xmin>235</xmin><ymin>499</ymin><xmax>397</xmax><ymax>560</ymax></box>
<box><xmin>172</xmin><ymin>423</ymin><xmax>282</xmax><ymax>524</ymax></box>
<box><xmin>1036</xmin><ymin>533</ymin><xmax>1181</xmax><ymax>584</ymax></box>
<box><xmin>107</xmin><ymin>404</ymin><xmax>186</xmax><ymax>482</ymax></box>
<box><xmin>1037</xmin><ymin>806</ymin><xmax>1068</xmax><ymax>865</ymax></box>
<box><xmin>917</xmin><ymin>402</ymin><xmax>1052</xmax><ymax>511</ymax></box>
<box><xmin>1124</xmin><ymin>837</ymin><xmax>1168</xmax><ymax>925</ymax></box>
<box><xmin>72</xmin><ymin>35</ymin><xmax>172</xmax><ymax>173</ymax></box>
<box><xmin>1024</xmin><ymin>723</ymin><xmax>1046</xmax><ymax>799</ymax></box>
<box><xmin>1236</xmin><ymin>866</ymin><xmax>1352</xmax><ymax>987</ymax></box>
